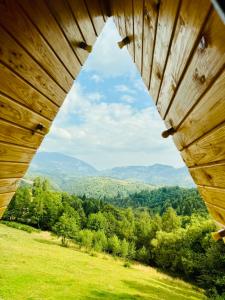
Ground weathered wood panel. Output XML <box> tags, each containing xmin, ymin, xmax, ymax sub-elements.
<box><xmin>0</xmin><ymin>178</ymin><xmax>20</xmax><ymax>194</ymax></box>
<box><xmin>133</xmin><ymin>0</ymin><xmax>143</xmax><ymax>73</ymax></box>
<box><xmin>181</xmin><ymin>122</ymin><xmax>225</xmax><ymax>167</ymax></box>
<box><xmin>123</xmin><ymin>0</ymin><xmax>135</xmax><ymax>59</ymax></box>
<box><xmin>150</xmin><ymin>0</ymin><xmax>180</xmax><ymax>102</ymax></box>
<box><xmin>190</xmin><ymin>163</ymin><xmax>225</xmax><ymax>188</ymax></box>
<box><xmin>142</xmin><ymin>0</ymin><xmax>158</xmax><ymax>88</ymax></box>
<box><xmin>0</xmin><ymin>0</ymin><xmax>73</xmax><ymax>93</ymax></box>
<box><xmin>0</xmin><ymin>142</ymin><xmax>35</xmax><ymax>163</ymax></box>
<box><xmin>47</xmin><ymin>0</ymin><xmax>88</xmax><ymax>65</ymax></box>
<box><xmin>0</xmin><ymin>63</ymin><xmax>58</xmax><ymax>121</ymax></box>
<box><xmin>0</xmin><ymin>119</ymin><xmax>43</xmax><ymax>149</ymax></box>
<box><xmin>0</xmin><ymin>162</ymin><xmax>28</xmax><ymax>179</ymax></box>
<box><xmin>173</xmin><ymin>69</ymin><xmax>225</xmax><ymax>150</ymax></box>
<box><xmin>157</xmin><ymin>0</ymin><xmax>211</xmax><ymax>118</ymax></box>
<box><xmin>165</xmin><ymin>11</ymin><xmax>225</xmax><ymax>126</ymax></box>
<box><xmin>0</xmin><ymin>192</ymin><xmax>15</xmax><ymax>208</ymax></box>
<box><xmin>0</xmin><ymin>26</ymin><xmax>66</xmax><ymax>105</ymax></box>
<box><xmin>18</xmin><ymin>0</ymin><xmax>80</xmax><ymax>77</ymax></box>
<box><xmin>0</xmin><ymin>93</ymin><xmax>51</xmax><ymax>135</ymax></box>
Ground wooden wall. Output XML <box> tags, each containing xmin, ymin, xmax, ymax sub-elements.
<box><xmin>0</xmin><ymin>0</ymin><xmax>106</xmax><ymax>218</ymax></box>
<box><xmin>0</xmin><ymin>0</ymin><xmax>225</xmax><ymax>228</ymax></box>
<box><xmin>111</xmin><ymin>0</ymin><xmax>225</xmax><ymax>227</ymax></box>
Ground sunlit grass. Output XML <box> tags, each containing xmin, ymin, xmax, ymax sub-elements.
<box><xmin>0</xmin><ymin>224</ymin><xmax>206</xmax><ymax>300</ymax></box>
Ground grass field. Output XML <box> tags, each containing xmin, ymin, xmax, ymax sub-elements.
<box><xmin>0</xmin><ymin>223</ymin><xmax>206</xmax><ymax>300</ymax></box>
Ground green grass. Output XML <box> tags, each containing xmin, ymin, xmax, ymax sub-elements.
<box><xmin>0</xmin><ymin>223</ymin><xmax>206</xmax><ymax>300</ymax></box>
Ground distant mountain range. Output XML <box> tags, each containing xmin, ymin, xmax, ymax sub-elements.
<box><xmin>27</xmin><ymin>152</ymin><xmax>194</xmax><ymax>191</ymax></box>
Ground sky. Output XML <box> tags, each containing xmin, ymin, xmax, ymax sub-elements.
<box><xmin>39</xmin><ymin>18</ymin><xmax>184</xmax><ymax>170</ymax></box>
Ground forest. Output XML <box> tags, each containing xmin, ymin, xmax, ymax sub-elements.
<box><xmin>3</xmin><ymin>177</ymin><xmax>225</xmax><ymax>299</ymax></box>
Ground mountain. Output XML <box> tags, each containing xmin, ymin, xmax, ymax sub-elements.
<box><xmin>27</xmin><ymin>151</ymin><xmax>194</xmax><ymax>189</ymax></box>
<box><xmin>101</xmin><ymin>164</ymin><xmax>193</xmax><ymax>187</ymax></box>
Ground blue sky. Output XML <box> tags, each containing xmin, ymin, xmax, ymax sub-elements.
<box><xmin>39</xmin><ymin>18</ymin><xmax>184</xmax><ymax>170</ymax></box>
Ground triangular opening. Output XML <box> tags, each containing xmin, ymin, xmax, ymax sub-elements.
<box><xmin>27</xmin><ymin>18</ymin><xmax>193</xmax><ymax>191</ymax></box>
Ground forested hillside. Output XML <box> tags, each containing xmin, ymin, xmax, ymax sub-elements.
<box><xmin>3</xmin><ymin>177</ymin><xmax>225</xmax><ymax>298</ymax></box>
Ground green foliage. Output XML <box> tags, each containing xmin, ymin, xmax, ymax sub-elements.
<box><xmin>3</xmin><ymin>178</ymin><xmax>225</xmax><ymax>297</ymax></box>
<box><xmin>0</xmin><ymin>221</ymin><xmax>40</xmax><ymax>233</ymax></box>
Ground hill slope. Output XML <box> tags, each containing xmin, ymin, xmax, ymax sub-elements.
<box><xmin>27</xmin><ymin>152</ymin><xmax>194</xmax><ymax>188</ymax></box>
<box><xmin>0</xmin><ymin>224</ymin><xmax>206</xmax><ymax>300</ymax></box>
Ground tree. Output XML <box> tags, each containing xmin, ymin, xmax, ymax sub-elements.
<box><xmin>53</xmin><ymin>213</ymin><xmax>79</xmax><ymax>246</ymax></box>
<box><xmin>120</xmin><ymin>239</ymin><xmax>129</xmax><ymax>258</ymax></box>
<box><xmin>87</xmin><ymin>212</ymin><xmax>107</xmax><ymax>231</ymax></box>
<box><xmin>162</xmin><ymin>207</ymin><xmax>180</xmax><ymax>232</ymax></box>
<box><xmin>108</xmin><ymin>235</ymin><xmax>120</xmax><ymax>256</ymax></box>
<box><xmin>93</xmin><ymin>230</ymin><xmax>107</xmax><ymax>252</ymax></box>
<box><xmin>79</xmin><ymin>229</ymin><xmax>94</xmax><ymax>250</ymax></box>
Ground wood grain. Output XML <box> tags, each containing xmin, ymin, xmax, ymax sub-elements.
<box><xmin>0</xmin><ymin>206</ymin><xmax>7</xmax><ymax>218</ymax></box>
<box><xmin>123</xmin><ymin>0</ymin><xmax>135</xmax><ymax>59</ymax></box>
<box><xmin>198</xmin><ymin>186</ymin><xmax>225</xmax><ymax>210</ymax></box>
<box><xmin>47</xmin><ymin>0</ymin><xmax>88</xmax><ymax>65</ymax></box>
<box><xmin>142</xmin><ymin>0</ymin><xmax>158</xmax><ymax>88</ymax></box>
<box><xmin>150</xmin><ymin>0</ymin><xmax>180</xmax><ymax>103</ymax></box>
<box><xmin>18</xmin><ymin>0</ymin><xmax>80</xmax><ymax>78</ymax></box>
<box><xmin>67</xmin><ymin>0</ymin><xmax>97</xmax><ymax>45</ymax></box>
<box><xmin>0</xmin><ymin>119</ymin><xmax>44</xmax><ymax>149</ymax></box>
<box><xmin>0</xmin><ymin>162</ymin><xmax>28</xmax><ymax>179</ymax></box>
<box><xmin>0</xmin><ymin>0</ymin><xmax>73</xmax><ymax>92</ymax></box>
<box><xmin>133</xmin><ymin>0</ymin><xmax>144</xmax><ymax>73</ymax></box>
<box><xmin>0</xmin><ymin>26</ymin><xmax>66</xmax><ymax>105</ymax></box>
<box><xmin>0</xmin><ymin>178</ymin><xmax>20</xmax><ymax>194</ymax></box>
<box><xmin>157</xmin><ymin>0</ymin><xmax>211</xmax><ymax>118</ymax></box>
<box><xmin>205</xmin><ymin>202</ymin><xmax>225</xmax><ymax>226</ymax></box>
<box><xmin>0</xmin><ymin>63</ymin><xmax>58</xmax><ymax>121</ymax></box>
<box><xmin>0</xmin><ymin>142</ymin><xmax>35</xmax><ymax>163</ymax></box>
<box><xmin>173</xmin><ymin>69</ymin><xmax>225</xmax><ymax>150</ymax></box>
<box><xmin>85</xmin><ymin>0</ymin><xmax>105</xmax><ymax>36</ymax></box>
<box><xmin>190</xmin><ymin>163</ymin><xmax>225</xmax><ymax>188</ymax></box>
<box><xmin>165</xmin><ymin>11</ymin><xmax>225</xmax><ymax>127</ymax></box>
<box><xmin>0</xmin><ymin>192</ymin><xmax>15</xmax><ymax>208</ymax></box>
<box><xmin>0</xmin><ymin>93</ymin><xmax>51</xmax><ymax>135</ymax></box>
<box><xmin>181</xmin><ymin>122</ymin><xmax>225</xmax><ymax>167</ymax></box>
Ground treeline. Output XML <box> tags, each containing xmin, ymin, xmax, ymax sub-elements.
<box><xmin>105</xmin><ymin>186</ymin><xmax>207</xmax><ymax>216</ymax></box>
<box><xmin>3</xmin><ymin>178</ymin><xmax>225</xmax><ymax>298</ymax></box>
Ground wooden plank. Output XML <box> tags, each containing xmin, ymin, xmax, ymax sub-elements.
<box><xmin>46</xmin><ymin>0</ymin><xmax>88</xmax><ymax>65</ymax></box>
<box><xmin>0</xmin><ymin>63</ymin><xmax>58</xmax><ymax>121</ymax></box>
<box><xmin>181</xmin><ymin>122</ymin><xmax>225</xmax><ymax>167</ymax></box>
<box><xmin>67</xmin><ymin>0</ymin><xmax>97</xmax><ymax>45</ymax></box>
<box><xmin>0</xmin><ymin>119</ymin><xmax>43</xmax><ymax>149</ymax></box>
<box><xmin>18</xmin><ymin>0</ymin><xmax>80</xmax><ymax>78</ymax></box>
<box><xmin>198</xmin><ymin>186</ymin><xmax>225</xmax><ymax>210</ymax></box>
<box><xmin>157</xmin><ymin>0</ymin><xmax>211</xmax><ymax>118</ymax></box>
<box><xmin>173</xmin><ymin>69</ymin><xmax>225</xmax><ymax>150</ymax></box>
<box><xmin>0</xmin><ymin>0</ymin><xmax>73</xmax><ymax>93</ymax></box>
<box><xmin>123</xmin><ymin>0</ymin><xmax>135</xmax><ymax>59</ymax></box>
<box><xmin>0</xmin><ymin>26</ymin><xmax>66</xmax><ymax>105</ymax></box>
<box><xmin>133</xmin><ymin>0</ymin><xmax>144</xmax><ymax>73</ymax></box>
<box><xmin>0</xmin><ymin>93</ymin><xmax>51</xmax><ymax>135</ymax></box>
<box><xmin>0</xmin><ymin>142</ymin><xmax>35</xmax><ymax>163</ymax></box>
<box><xmin>0</xmin><ymin>162</ymin><xmax>28</xmax><ymax>179</ymax></box>
<box><xmin>85</xmin><ymin>0</ymin><xmax>105</xmax><ymax>36</ymax></box>
<box><xmin>142</xmin><ymin>0</ymin><xmax>158</xmax><ymax>88</ymax></box>
<box><xmin>0</xmin><ymin>178</ymin><xmax>20</xmax><ymax>194</ymax></box>
<box><xmin>149</xmin><ymin>0</ymin><xmax>180</xmax><ymax>103</ymax></box>
<box><xmin>205</xmin><ymin>202</ymin><xmax>225</xmax><ymax>226</ymax></box>
<box><xmin>111</xmin><ymin>1</ymin><xmax>125</xmax><ymax>37</ymax></box>
<box><xmin>165</xmin><ymin>11</ymin><xmax>225</xmax><ymax>126</ymax></box>
<box><xmin>0</xmin><ymin>206</ymin><xmax>7</xmax><ymax>218</ymax></box>
<box><xmin>190</xmin><ymin>163</ymin><xmax>225</xmax><ymax>188</ymax></box>
<box><xmin>0</xmin><ymin>192</ymin><xmax>15</xmax><ymax>208</ymax></box>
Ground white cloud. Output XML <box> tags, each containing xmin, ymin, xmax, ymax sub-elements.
<box><xmin>115</xmin><ymin>84</ymin><xmax>135</xmax><ymax>94</ymax></box>
<box><xmin>121</xmin><ymin>94</ymin><xmax>135</xmax><ymax>103</ymax></box>
<box><xmin>91</xmin><ymin>74</ymin><xmax>103</xmax><ymax>83</ymax></box>
<box><xmin>41</xmin><ymin>83</ymin><xmax>184</xmax><ymax>169</ymax></box>
<box><xmin>83</xmin><ymin>18</ymin><xmax>137</xmax><ymax>77</ymax></box>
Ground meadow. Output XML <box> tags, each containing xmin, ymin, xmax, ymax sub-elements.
<box><xmin>0</xmin><ymin>223</ymin><xmax>206</xmax><ymax>300</ymax></box>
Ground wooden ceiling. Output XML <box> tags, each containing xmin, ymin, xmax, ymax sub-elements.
<box><xmin>0</xmin><ymin>0</ymin><xmax>225</xmax><ymax>228</ymax></box>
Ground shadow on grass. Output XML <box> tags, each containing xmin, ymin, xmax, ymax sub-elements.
<box><xmin>123</xmin><ymin>280</ymin><xmax>204</xmax><ymax>300</ymax></box>
<box><xmin>34</xmin><ymin>238</ymin><xmax>59</xmax><ymax>246</ymax></box>
<box><xmin>83</xmin><ymin>290</ymin><xmax>150</xmax><ymax>299</ymax></box>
